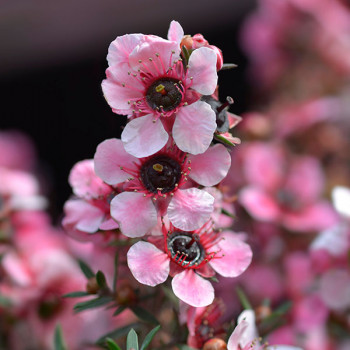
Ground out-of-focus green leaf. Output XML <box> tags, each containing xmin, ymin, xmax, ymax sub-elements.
<box><xmin>130</xmin><ymin>305</ymin><xmax>159</xmax><ymax>325</ymax></box>
<box><xmin>106</xmin><ymin>338</ymin><xmax>122</xmax><ymax>350</ymax></box>
<box><xmin>73</xmin><ymin>296</ymin><xmax>112</xmax><ymax>313</ymax></box>
<box><xmin>140</xmin><ymin>325</ymin><xmax>160</xmax><ymax>350</ymax></box>
<box><xmin>96</xmin><ymin>323</ymin><xmax>140</xmax><ymax>345</ymax></box>
<box><xmin>62</xmin><ymin>291</ymin><xmax>90</xmax><ymax>298</ymax></box>
<box><xmin>78</xmin><ymin>259</ymin><xmax>94</xmax><ymax>279</ymax></box>
<box><xmin>96</xmin><ymin>270</ymin><xmax>107</xmax><ymax>289</ymax></box>
<box><xmin>126</xmin><ymin>329</ymin><xmax>139</xmax><ymax>350</ymax></box>
<box><xmin>221</xmin><ymin>208</ymin><xmax>236</xmax><ymax>219</ymax></box>
<box><xmin>176</xmin><ymin>345</ymin><xmax>197</xmax><ymax>350</ymax></box>
<box><xmin>113</xmin><ymin>305</ymin><xmax>127</xmax><ymax>317</ymax></box>
<box><xmin>236</xmin><ymin>286</ymin><xmax>252</xmax><ymax>310</ymax></box>
<box><xmin>54</xmin><ymin>325</ymin><xmax>67</xmax><ymax>350</ymax></box>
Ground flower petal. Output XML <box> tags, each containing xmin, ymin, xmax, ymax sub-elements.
<box><xmin>173</xmin><ymin>101</ymin><xmax>216</xmax><ymax>155</ymax></box>
<box><xmin>187</xmin><ymin>47</ymin><xmax>218</xmax><ymax>95</ymax></box>
<box><xmin>172</xmin><ymin>270</ymin><xmax>214</xmax><ymax>307</ymax></box>
<box><xmin>332</xmin><ymin>186</ymin><xmax>350</xmax><ymax>218</ymax></box>
<box><xmin>227</xmin><ymin>319</ymin><xmax>249</xmax><ymax>350</ymax></box>
<box><xmin>121</xmin><ymin>115</ymin><xmax>168</xmax><ymax>158</ymax></box>
<box><xmin>94</xmin><ymin>138</ymin><xmax>137</xmax><ymax>185</ymax></box>
<box><xmin>110</xmin><ymin>192</ymin><xmax>157</xmax><ymax>237</ymax></box>
<box><xmin>167</xmin><ymin>21</ymin><xmax>184</xmax><ymax>43</ymax></box>
<box><xmin>127</xmin><ymin>241</ymin><xmax>170</xmax><ymax>287</ymax></box>
<box><xmin>189</xmin><ymin>144</ymin><xmax>231</xmax><ymax>186</ymax></box>
<box><xmin>210</xmin><ymin>231</ymin><xmax>252</xmax><ymax>277</ymax></box>
<box><xmin>168</xmin><ymin>188</ymin><xmax>214</xmax><ymax>231</ymax></box>
<box><xmin>107</xmin><ymin>34</ymin><xmax>145</xmax><ymax>66</ymax></box>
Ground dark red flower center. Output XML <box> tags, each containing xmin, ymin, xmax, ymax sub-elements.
<box><xmin>140</xmin><ymin>155</ymin><xmax>182</xmax><ymax>194</ymax></box>
<box><xmin>146</xmin><ymin>78</ymin><xmax>183</xmax><ymax>111</ymax></box>
<box><xmin>167</xmin><ymin>232</ymin><xmax>204</xmax><ymax>267</ymax></box>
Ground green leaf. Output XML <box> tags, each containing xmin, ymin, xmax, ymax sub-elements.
<box><xmin>113</xmin><ymin>251</ymin><xmax>119</xmax><ymax>293</ymax></box>
<box><xmin>54</xmin><ymin>325</ymin><xmax>67</xmax><ymax>350</ymax></box>
<box><xmin>221</xmin><ymin>208</ymin><xmax>236</xmax><ymax>219</ymax></box>
<box><xmin>140</xmin><ymin>325</ymin><xmax>160</xmax><ymax>350</ymax></box>
<box><xmin>74</xmin><ymin>296</ymin><xmax>112</xmax><ymax>313</ymax></box>
<box><xmin>221</xmin><ymin>63</ymin><xmax>238</xmax><ymax>70</ymax></box>
<box><xmin>113</xmin><ymin>305</ymin><xmax>127</xmax><ymax>317</ymax></box>
<box><xmin>62</xmin><ymin>291</ymin><xmax>90</xmax><ymax>298</ymax></box>
<box><xmin>96</xmin><ymin>323</ymin><xmax>140</xmax><ymax>345</ymax></box>
<box><xmin>96</xmin><ymin>270</ymin><xmax>107</xmax><ymax>289</ymax></box>
<box><xmin>130</xmin><ymin>305</ymin><xmax>159</xmax><ymax>325</ymax></box>
<box><xmin>236</xmin><ymin>286</ymin><xmax>252</xmax><ymax>310</ymax></box>
<box><xmin>78</xmin><ymin>259</ymin><xmax>94</xmax><ymax>279</ymax></box>
<box><xmin>106</xmin><ymin>338</ymin><xmax>122</xmax><ymax>350</ymax></box>
<box><xmin>214</xmin><ymin>134</ymin><xmax>236</xmax><ymax>147</ymax></box>
<box><xmin>126</xmin><ymin>329</ymin><xmax>139</xmax><ymax>350</ymax></box>
<box><xmin>176</xmin><ymin>345</ymin><xmax>197</xmax><ymax>350</ymax></box>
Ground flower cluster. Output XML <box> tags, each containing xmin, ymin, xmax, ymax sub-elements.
<box><xmin>63</xmin><ymin>20</ymin><xmax>252</xmax><ymax>309</ymax></box>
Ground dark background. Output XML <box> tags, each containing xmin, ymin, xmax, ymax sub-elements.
<box><xmin>0</xmin><ymin>0</ymin><xmax>255</xmax><ymax>220</ymax></box>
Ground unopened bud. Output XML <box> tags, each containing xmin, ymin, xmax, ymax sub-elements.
<box><xmin>116</xmin><ymin>282</ymin><xmax>137</xmax><ymax>305</ymax></box>
<box><xmin>255</xmin><ymin>305</ymin><xmax>272</xmax><ymax>323</ymax></box>
<box><xmin>86</xmin><ymin>277</ymin><xmax>99</xmax><ymax>294</ymax></box>
<box><xmin>202</xmin><ymin>338</ymin><xmax>227</xmax><ymax>350</ymax></box>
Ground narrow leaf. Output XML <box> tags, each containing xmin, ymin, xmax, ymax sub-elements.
<box><xmin>176</xmin><ymin>345</ymin><xmax>197</xmax><ymax>350</ymax></box>
<box><xmin>221</xmin><ymin>208</ymin><xmax>236</xmax><ymax>219</ymax></box>
<box><xmin>140</xmin><ymin>325</ymin><xmax>160</xmax><ymax>350</ymax></box>
<box><xmin>62</xmin><ymin>291</ymin><xmax>90</xmax><ymax>298</ymax></box>
<box><xmin>113</xmin><ymin>305</ymin><xmax>127</xmax><ymax>317</ymax></box>
<box><xmin>74</xmin><ymin>296</ymin><xmax>112</xmax><ymax>313</ymax></box>
<box><xmin>54</xmin><ymin>325</ymin><xmax>67</xmax><ymax>350</ymax></box>
<box><xmin>126</xmin><ymin>329</ymin><xmax>139</xmax><ymax>350</ymax></box>
<box><xmin>236</xmin><ymin>286</ymin><xmax>252</xmax><ymax>310</ymax></box>
<box><xmin>130</xmin><ymin>305</ymin><xmax>159</xmax><ymax>325</ymax></box>
<box><xmin>221</xmin><ymin>63</ymin><xmax>238</xmax><ymax>70</ymax></box>
<box><xmin>78</xmin><ymin>259</ymin><xmax>94</xmax><ymax>279</ymax></box>
<box><xmin>106</xmin><ymin>338</ymin><xmax>122</xmax><ymax>350</ymax></box>
<box><xmin>96</xmin><ymin>270</ymin><xmax>107</xmax><ymax>289</ymax></box>
<box><xmin>214</xmin><ymin>134</ymin><xmax>236</xmax><ymax>147</ymax></box>
<box><xmin>96</xmin><ymin>323</ymin><xmax>140</xmax><ymax>345</ymax></box>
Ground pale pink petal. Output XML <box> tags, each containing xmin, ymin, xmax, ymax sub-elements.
<box><xmin>187</xmin><ymin>47</ymin><xmax>218</xmax><ymax>95</ymax></box>
<box><xmin>94</xmin><ymin>138</ymin><xmax>137</xmax><ymax>185</ymax></box>
<box><xmin>332</xmin><ymin>186</ymin><xmax>350</xmax><ymax>218</ymax></box>
<box><xmin>189</xmin><ymin>144</ymin><xmax>231</xmax><ymax>186</ymax></box>
<box><xmin>107</xmin><ymin>34</ymin><xmax>145</xmax><ymax>66</ymax></box>
<box><xmin>167</xmin><ymin>21</ymin><xmax>184</xmax><ymax>43</ymax></box>
<box><xmin>168</xmin><ymin>188</ymin><xmax>214</xmax><ymax>231</ymax></box>
<box><xmin>227</xmin><ymin>319</ymin><xmax>250</xmax><ymax>350</ymax></box>
<box><xmin>63</xmin><ymin>199</ymin><xmax>104</xmax><ymax>233</ymax></box>
<box><xmin>127</xmin><ymin>241</ymin><xmax>170</xmax><ymax>287</ymax></box>
<box><xmin>237</xmin><ymin>310</ymin><xmax>259</xmax><ymax>347</ymax></box>
<box><xmin>69</xmin><ymin>159</ymin><xmax>111</xmax><ymax>199</ymax></box>
<box><xmin>99</xmin><ymin>217</ymin><xmax>119</xmax><ymax>230</ymax></box>
<box><xmin>173</xmin><ymin>101</ymin><xmax>216</xmax><ymax>155</ymax></box>
<box><xmin>210</xmin><ymin>231</ymin><xmax>252</xmax><ymax>277</ymax></box>
<box><xmin>102</xmin><ymin>67</ymin><xmax>143</xmax><ymax>113</ymax></box>
<box><xmin>110</xmin><ymin>192</ymin><xmax>157</xmax><ymax>237</ymax></box>
<box><xmin>129</xmin><ymin>39</ymin><xmax>180</xmax><ymax>76</ymax></box>
<box><xmin>239</xmin><ymin>186</ymin><xmax>280</xmax><ymax>222</ymax></box>
<box><xmin>282</xmin><ymin>201</ymin><xmax>337</xmax><ymax>232</ymax></box>
<box><xmin>172</xmin><ymin>270</ymin><xmax>214</xmax><ymax>307</ymax></box>
<box><xmin>285</xmin><ymin>156</ymin><xmax>324</xmax><ymax>204</ymax></box>
<box><xmin>2</xmin><ymin>253</ymin><xmax>32</xmax><ymax>286</ymax></box>
<box><xmin>121</xmin><ymin>115</ymin><xmax>168</xmax><ymax>158</ymax></box>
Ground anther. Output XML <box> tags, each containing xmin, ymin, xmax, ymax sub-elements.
<box><xmin>152</xmin><ymin>120</ymin><xmax>156</xmax><ymax>123</ymax></box>
<box><xmin>184</xmin><ymin>102</ymin><xmax>188</xmax><ymax>106</ymax></box>
<box><xmin>122</xmin><ymin>83</ymin><xmax>126</xmax><ymax>87</ymax></box>
<box><xmin>149</xmin><ymin>58</ymin><xmax>153</xmax><ymax>61</ymax></box>
<box><xmin>138</xmin><ymin>59</ymin><xmax>142</xmax><ymax>63</ymax></box>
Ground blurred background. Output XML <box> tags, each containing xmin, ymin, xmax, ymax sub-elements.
<box><xmin>0</xmin><ymin>0</ymin><xmax>255</xmax><ymax>219</ymax></box>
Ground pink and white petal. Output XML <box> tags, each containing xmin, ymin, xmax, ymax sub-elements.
<box><xmin>94</xmin><ymin>138</ymin><xmax>137</xmax><ymax>185</ymax></box>
<box><xmin>127</xmin><ymin>241</ymin><xmax>170</xmax><ymax>287</ymax></box>
<box><xmin>237</xmin><ymin>310</ymin><xmax>258</xmax><ymax>347</ymax></box>
<box><xmin>99</xmin><ymin>217</ymin><xmax>119</xmax><ymax>230</ymax></box>
<box><xmin>210</xmin><ymin>231</ymin><xmax>252</xmax><ymax>278</ymax></box>
<box><xmin>239</xmin><ymin>186</ymin><xmax>280</xmax><ymax>222</ymax></box>
<box><xmin>167</xmin><ymin>20</ymin><xmax>184</xmax><ymax>43</ymax></box>
<box><xmin>69</xmin><ymin>159</ymin><xmax>111</xmax><ymax>199</ymax></box>
<box><xmin>282</xmin><ymin>201</ymin><xmax>338</xmax><ymax>232</ymax></box>
<box><xmin>102</xmin><ymin>68</ymin><xmax>143</xmax><ymax>113</ymax></box>
<box><xmin>121</xmin><ymin>115</ymin><xmax>168</xmax><ymax>158</ymax></box>
<box><xmin>187</xmin><ymin>47</ymin><xmax>218</xmax><ymax>95</ymax></box>
<box><xmin>107</xmin><ymin>34</ymin><xmax>145</xmax><ymax>66</ymax></box>
<box><xmin>168</xmin><ymin>188</ymin><xmax>214</xmax><ymax>231</ymax></box>
<box><xmin>110</xmin><ymin>192</ymin><xmax>157</xmax><ymax>237</ymax></box>
<box><xmin>189</xmin><ymin>144</ymin><xmax>231</xmax><ymax>186</ymax></box>
<box><xmin>63</xmin><ymin>199</ymin><xmax>104</xmax><ymax>233</ymax></box>
<box><xmin>129</xmin><ymin>39</ymin><xmax>180</xmax><ymax>76</ymax></box>
<box><xmin>172</xmin><ymin>270</ymin><xmax>214</xmax><ymax>307</ymax></box>
<box><xmin>173</xmin><ymin>101</ymin><xmax>216</xmax><ymax>155</ymax></box>
<box><xmin>332</xmin><ymin>186</ymin><xmax>350</xmax><ymax>218</ymax></box>
<box><xmin>227</xmin><ymin>319</ymin><xmax>249</xmax><ymax>350</ymax></box>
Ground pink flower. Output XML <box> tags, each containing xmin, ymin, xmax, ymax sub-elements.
<box><xmin>168</xmin><ymin>20</ymin><xmax>224</xmax><ymax>70</ymax></box>
<box><xmin>94</xmin><ymin>138</ymin><xmax>231</xmax><ymax>237</ymax></box>
<box><xmin>239</xmin><ymin>142</ymin><xmax>337</xmax><ymax>232</ymax></box>
<box><xmin>102</xmin><ymin>28</ymin><xmax>218</xmax><ymax>157</ymax></box>
<box><xmin>127</xmin><ymin>221</ymin><xmax>252</xmax><ymax>307</ymax></box>
<box><xmin>62</xmin><ymin>159</ymin><xmax>119</xmax><ymax>241</ymax></box>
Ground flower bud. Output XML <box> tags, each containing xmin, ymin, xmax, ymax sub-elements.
<box><xmin>116</xmin><ymin>282</ymin><xmax>137</xmax><ymax>305</ymax></box>
<box><xmin>202</xmin><ymin>338</ymin><xmax>227</xmax><ymax>350</ymax></box>
<box><xmin>86</xmin><ymin>277</ymin><xmax>99</xmax><ymax>294</ymax></box>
